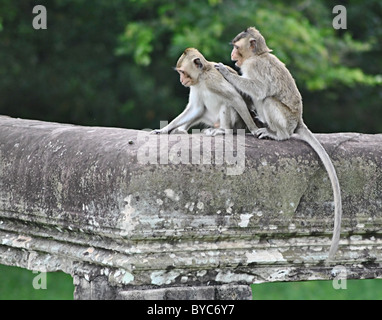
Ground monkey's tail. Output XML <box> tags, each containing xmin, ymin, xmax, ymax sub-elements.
<box><xmin>294</xmin><ymin>122</ymin><xmax>342</xmax><ymax>261</ymax></box>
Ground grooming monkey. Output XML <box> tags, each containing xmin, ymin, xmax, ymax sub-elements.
<box><xmin>152</xmin><ymin>48</ymin><xmax>259</xmax><ymax>135</ymax></box>
<box><xmin>215</xmin><ymin>27</ymin><xmax>342</xmax><ymax>260</ymax></box>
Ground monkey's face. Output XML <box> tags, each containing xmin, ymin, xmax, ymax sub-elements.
<box><xmin>176</xmin><ymin>52</ymin><xmax>205</xmax><ymax>87</ymax></box>
<box><xmin>231</xmin><ymin>27</ymin><xmax>271</xmax><ymax>65</ymax></box>
<box><xmin>177</xmin><ymin>68</ymin><xmax>193</xmax><ymax>87</ymax></box>
<box><xmin>231</xmin><ymin>38</ymin><xmax>248</xmax><ymax>67</ymax></box>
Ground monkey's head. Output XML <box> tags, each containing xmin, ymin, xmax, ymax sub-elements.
<box><xmin>230</xmin><ymin>27</ymin><xmax>272</xmax><ymax>67</ymax></box>
<box><xmin>175</xmin><ymin>48</ymin><xmax>209</xmax><ymax>87</ymax></box>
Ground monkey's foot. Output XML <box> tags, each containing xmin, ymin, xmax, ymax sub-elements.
<box><xmin>256</xmin><ymin>128</ymin><xmax>277</xmax><ymax>140</ymax></box>
<box><xmin>201</xmin><ymin>128</ymin><xmax>213</xmax><ymax>135</ymax></box>
<box><xmin>250</xmin><ymin>130</ymin><xmax>258</xmax><ymax>138</ymax></box>
<box><xmin>203</xmin><ymin>128</ymin><xmax>226</xmax><ymax>136</ymax></box>
<box><xmin>171</xmin><ymin>128</ymin><xmax>188</xmax><ymax>134</ymax></box>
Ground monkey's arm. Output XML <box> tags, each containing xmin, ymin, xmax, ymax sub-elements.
<box><xmin>215</xmin><ymin>63</ymin><xmax>267</xmax><ymax>100</ymax></box>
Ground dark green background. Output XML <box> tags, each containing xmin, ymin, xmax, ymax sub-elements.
<box><xmin>1</xmin><ymin>0</ymin><xmax>381</xmax><ymax>133</ymax></box>
<box><xmin>0</xmin><ymin>0</ymin><xmax>381</xmax><ymax>300</ymax></box>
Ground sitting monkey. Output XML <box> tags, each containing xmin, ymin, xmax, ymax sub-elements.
<box><xmin>152</xmin><ymin>48</ymin><xmax>259</xmax><ymax>136</ymax></box>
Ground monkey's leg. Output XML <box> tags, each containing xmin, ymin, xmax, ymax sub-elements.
<box><xmin>152</xmin><ymin>104</ymin><xmax>204</xmax><ymax>134</ymax></box>
<box><xmin>257</xmin><ymin>99</ymin><xmax>295</xmax><ymax>140</ymax></box>
<box><xmin>230</xmin><ymin>97</ymin><xmax>259</xmax><ymax>136</ymax></box>
<box><xmin>203</xmin><ymin>105</ymin><xmax>232</xmax><ymax>136</ymax></box>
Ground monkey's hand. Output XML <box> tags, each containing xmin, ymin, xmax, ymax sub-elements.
<box><xmin>151</xmin><ymin>128</ymin><xmax>188</xmax><ymax>134</ymax></box>
<box><xmin>150</xmin><ymin>129</ymin><xmax>169</xmax><ymax>134</ymax></box>
<box><xmin>214</xmin><ymin>63</ymin><xmax>230</xmax><ymax>79</ymax></box>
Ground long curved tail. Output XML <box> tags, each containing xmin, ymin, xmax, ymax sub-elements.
<box><xmin>294</xmin><ymin>123</ymin><xmax>342</xmax><ymax>261</ymax></box>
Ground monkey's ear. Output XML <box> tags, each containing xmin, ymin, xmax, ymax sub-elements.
<box><xmin>193</xmin><ymin>58</ymin><xmax>203</xmax><ymax>69</ymax></box>
<box><xmin>249</xmin><ymin>38</ymin><xmax>256</xmax><ymax>50</ymax></box>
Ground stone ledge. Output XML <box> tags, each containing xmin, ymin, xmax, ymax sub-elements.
<box><xmin>116</xmin><ymin>285</ymin><xmax>252</xmax><ymax>300</ymax></box>
<box><xmin>0</xmin><ymin>116</ymin><xmax>382</xmax><ymax>299</ymax></box>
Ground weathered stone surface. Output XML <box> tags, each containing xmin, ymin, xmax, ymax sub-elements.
<box><xmin>116</xmin><ymin>285</ymin><xmax>251</xmax><ymax>300</ymax></box>
<box><xmin>0</xmin><ymin>116</ymin><xmax>382</xmax><ymax>299</ymax></box>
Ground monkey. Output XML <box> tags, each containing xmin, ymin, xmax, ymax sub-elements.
<box><xmin>215</xmin><ymin>27</ymin><xmax>342</xmax><ymax>261</ymax></box>
<box><xmin>152</xmin><ymin>48</ymin><xmax>259</xmax><ymax>136</ymax></box>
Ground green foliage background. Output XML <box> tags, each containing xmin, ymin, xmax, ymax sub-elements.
<box><xmin>0</xmin><ymin>264</ymin><xmax>381</xmax><ymax>300</ymax></box>
<box><xmin>0</xmin><ymin>265</ymin><xmax>74</xmax><ymax>300</ymax></box>
<box><xmin>0</xmin><ymin>0</ymin><xmax>381</xmax><ymax>133</ymax></box>
<box><xmin>0</xmin><ymin>0</ymin><xmax>382</xmax><ymax>300</ymax></box>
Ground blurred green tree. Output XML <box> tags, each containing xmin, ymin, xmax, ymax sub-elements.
<box><xmin>0</xmin><ymin>0</ymin><xmax>381</xmax><ymax>133</ymax></box>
